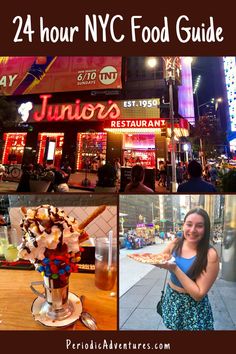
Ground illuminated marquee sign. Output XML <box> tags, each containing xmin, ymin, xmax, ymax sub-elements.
<box><xmin>108</xmin><ymin>119</ymin><xmax>166</xmax><ymax>129</ymax></box>
<box><xmin>30</xmin><ymin>95</ymin><xmax>120</xmax><ymax>122</ymax></box>
<box><xmin>27</xmin><ymin>96</ymin><xmax>160</xmax><ymax>123</ymax></box>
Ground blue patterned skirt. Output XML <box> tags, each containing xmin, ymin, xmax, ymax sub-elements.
<box><xmin>162</xmin><ymin>284</ymin><xmax>214</xmax><ymax>330</ymax></box>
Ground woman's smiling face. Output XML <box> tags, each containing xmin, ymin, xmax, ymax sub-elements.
<box><xmin>183</xmin><ymin>213</ymin><xmax>205</xmax><ymax>244</ymax></box>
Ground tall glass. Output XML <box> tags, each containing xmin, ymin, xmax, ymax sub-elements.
<box><xmin>0</xmin><ymin>226</ymin><xmax>9</xmax><ymax>256</ymax></box>
<box><xmin>30</xmin><ymin>274</ymin><xmax>73</xmax><ymax>320</ymax></box>
<box><xmin>4</xmin><ymin>227</ymin><xmax>18</xmax><ymax>261</ymax></box>
<box><xmin>95</xmin><ymin>237</ymin><xmax>117</xmax><ymax>290</ymax></box>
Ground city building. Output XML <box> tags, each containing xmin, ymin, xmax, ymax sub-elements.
<box><xmin>223</xmin><ymin>57</ymin><xmax>236</xmax><ymax>158</ymax></box>
<box><xmin>0</xmin><ymin>56</ymin><xmax>193</xmax><ymax>190</ymax></box>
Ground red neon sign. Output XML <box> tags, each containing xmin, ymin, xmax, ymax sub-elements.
<box><xmin>32</xmin><ymin>95</ymin><xmax>121</xmax><ymax>122</ymax></box>
<box><xmin>106</xmin><ymin>119</ymin><xmax>166</xmax><ymax>129</ymax></box>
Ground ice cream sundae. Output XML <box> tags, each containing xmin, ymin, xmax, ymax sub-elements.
<box><xmin>18</xmin><ymin>204</ymin><xmax>106</xmax><ymax>324</ymax></box>
<box><xmin>18</xmin><ymin>204</ymin><xmax>105</xmax><ymax>285</ymax></box>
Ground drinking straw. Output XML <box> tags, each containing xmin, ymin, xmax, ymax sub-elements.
<box><xmin>108</xmin><ymin>230</ymin><xmax>113</xmax><ymax>271</ymax></box>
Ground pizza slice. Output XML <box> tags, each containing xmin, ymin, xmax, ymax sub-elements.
<box><xmin>128</xmin><ymin>253</ymin><xmax>171</xmax><ymax>264</ymax></box>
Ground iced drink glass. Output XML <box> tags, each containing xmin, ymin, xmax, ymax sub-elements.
<box><xmin>95</xmin><ymin>237</ymin><xmax>117</xmax><ymax>290</ymax></box>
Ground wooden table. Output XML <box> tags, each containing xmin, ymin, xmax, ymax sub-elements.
<box><xmin>0</xmin><ymin>269</ymin><xmax>117</xmax><ymax>330</ymax></box>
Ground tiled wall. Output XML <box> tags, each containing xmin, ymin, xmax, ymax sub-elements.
<box><xmin>7</xmin><ymin>194</ymin><xmax>117</xmax><ymax>207</ymax></box>
<box><xmin>8</xmin><ymin>206</ymin><xmax>117</xmax><ymax>245</ymax></box>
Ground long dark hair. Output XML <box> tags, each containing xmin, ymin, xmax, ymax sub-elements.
<box><xmin>173</xmin><ymin>208</ymin><xmax>211</xmax><ymax>280</ymax></box>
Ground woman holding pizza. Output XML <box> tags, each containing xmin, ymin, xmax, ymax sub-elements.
<box><xmin>156</xmin><ymin>208</ymin><xmax>219</xmax><ymax>330</ymax></box>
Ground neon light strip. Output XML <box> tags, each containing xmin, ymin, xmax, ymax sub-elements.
<box><xmin>2</xmin><ymin>133</ymin><xmax>27</xmax><ymax>164</ymax></box>
<box><xmin>223</xmin><ymin>57</ymin><xmax>236</xmax><ymax>132</ymax></box>
<box><xmin>178</xmin><ymin>57</ymin><xmax>195</xmax><ymax>126</ymax></box>
<box><xmin>39</xmin><ymin>132</ymin><xmax>64</xmax><ymax>137</ymax></box>
<box><xmin>37</xmin><ymin>137</ymin><xmax>43</xmax><ymax>164</ymax></box>
<box><xmin>2</xmin><ymin>134</ymin><xmax>9</xmax><ymax>164</ymax></box>
<box><xmin>76</xmin><ymin>133</ymin><xmax>83</xmax><ymax>170</ymax></box>
<box><xmin>104</xmin><ymin>128</ymin><xmax>162</xmax><ymax>133</ymax></box>
<box><xmin>37</xmin><ymin>132</ymin><xmax>64</xmax><ymax>164</ymax></box>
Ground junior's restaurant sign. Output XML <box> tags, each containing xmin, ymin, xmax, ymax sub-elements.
<box><xmin>24</xmin><ymin>96</ymin><xmax>161</xmax><ymax>122</ymax></box>
<box><xmin>0</xmin><ymin>56</ymin><xmax>122</xmax><ymax>95</ymax></box>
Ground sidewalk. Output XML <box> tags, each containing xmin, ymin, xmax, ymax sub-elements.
<box><xmin>0</xmin><ymin>180</ymin><xmax>90</xmax><ymax>193</ymax></box>
<box><xmin>119</xmin><ymin>245</ymin><xmax>236</xmax><ymax>330</ymax></box>
<box><xmin>0</xmin><ymin>172</ymin><xmax>169</xmax><ymax>193</ymax></box>
<box><xmin>69</xmin><ymin>172</ymin><xmax>169</xmax><ymax>193</ymax></box>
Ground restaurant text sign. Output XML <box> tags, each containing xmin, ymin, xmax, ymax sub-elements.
<box><xmin>26</xmin><ymin>95</ymin><xmax>161</xmax><ymax>122</ymax></box>
<box><xmin>106</xmin><ymin>119</ymin><xmax>166</xmax><ymax>129</ymax></box>
<box><xmin>31</xmin><ymin>95</ymin><xmax>120</xmax><ymax>122</ymax></box>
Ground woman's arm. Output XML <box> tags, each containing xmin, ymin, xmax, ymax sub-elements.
<box><xmin>160</xmin><ymin>248</ymin><xmax>219</xmax><ymax>301</ymax></box>
<box><xmin>160</xmin><ymin>239</ymin><xmax>178</xmax><ymax>256</ymax></box>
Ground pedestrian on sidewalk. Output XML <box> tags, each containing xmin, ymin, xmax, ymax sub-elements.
<box><xmin>158</xmin><ymin>161</ymin><xmax>166</xmax><ymax>187</ymax></box>
<box><xmin>176</xmin><ymin>162</ymin><xmax>184</xmax><ymax>185</ymax></box>
<box><xmin>155</xmin><ymin>208</ymin><xmax>219</xmax><ymax>330</ymax></box>
<box><xmin>0</xmin><ymin>164</ymin><xmax>5</xmax><ymax>182</ymax></box>
<box><xmin>125</xmin><ymin>165</ymin><xmax>154</xmax><ymax>193</ymax></box>
<box><xmin>177</xmin><ymin>160</ymin><xmax>217</xmax><ymax>192</ymax></box>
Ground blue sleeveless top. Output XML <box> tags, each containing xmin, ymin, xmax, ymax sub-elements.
<box><xmin>170</xmin><ymin>251</ymin><xmax>196</xmax><ymax>288</ymax></box>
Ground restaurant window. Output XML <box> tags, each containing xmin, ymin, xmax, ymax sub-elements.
<box><xmin>122</xmin><ymin>133</ymin><xmax>156</xmax><ymax>168</ymax></box>
<box><xmin>76</xmin><ymin>132</ymin><xmax>107</xmax><ymax>171</ymax></box>
<box><xmin>37</xmin><ymin>133</ymin><xmax>64</xmax><ymax>168</ymax></box>
<box><xmin>2</xmin><ymin>133</ymin><xmax>27</xmax><ymax>165</ymax></box>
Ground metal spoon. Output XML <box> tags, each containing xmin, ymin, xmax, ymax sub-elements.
<box><xmin>79</xmin><ymin>295</ymin><xmax>98</xmax><ymax>330</ymax></box>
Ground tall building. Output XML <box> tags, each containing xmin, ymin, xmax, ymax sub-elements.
<box><xmin>200</xmin><ymin>102</ymin><xmax>220</xmax><ymax>129</ymax></box>
<box><xmin>223</xmin><ymin>57</ymin><xmax>236</xmax><ymax>157</ymax></box>
<box><xmin>119</xmin><ymin>195</ymin><xmax>156</xmax><ymax>230</ymax></box>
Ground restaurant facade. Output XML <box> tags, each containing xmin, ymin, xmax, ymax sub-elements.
<box><xmin>0</xmin><ymin>56</ymin><xmax>192</xmax><ymax>176</ymax></box>
<box><xmin>1</xmin><ymin>95</ymin><xmax>189</xmax><ymax>171</ymax></box>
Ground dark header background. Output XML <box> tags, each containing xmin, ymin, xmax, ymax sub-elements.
<box><xmin>0</xmin><ymin>0</ymin><xmax>235</xmax><ymax>55</ymax></box>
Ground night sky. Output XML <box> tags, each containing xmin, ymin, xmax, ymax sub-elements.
<box><xmin>192</xmin><ymin>57</ymin><xmax>224</xmax><ymax>102</ymax></box>
<box><xmin>192</xmin><ymin>57</ymin><xmax>228</xmax><ymax>130</ymax></box>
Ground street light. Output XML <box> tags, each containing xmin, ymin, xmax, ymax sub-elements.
<box><xmin>193</xmin><ymin>75</ymin><xmax>201</xmax><ymax>95</ymax></box>
<box><xmin>183</xmin><ymin>143</ymin><xmax>189</xmax><ymax>162</ymax></box>
<box><xmin>198</xmin><ymin>97</ymin><xmax>222</xmax><ymax>111</ymax></box>
<box><xmin>146</xmin><ymin>57</ymin><xmax>158</xmax><ymax>68</ymax></box>
<box><xmin>193</xmin><ymin>75</ymin><xmax>201</xmax><ymax>119</ymax></box>
<box><xmin>146</xmin><ymin>56</ymin><xmax>181</xmax><ymax>192</ymax></box>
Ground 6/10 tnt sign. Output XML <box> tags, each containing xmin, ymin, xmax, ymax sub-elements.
<box><xmin>99</xmin><ymin>66</ymin><xmax>118</xmax><ymax>85</ymax></box>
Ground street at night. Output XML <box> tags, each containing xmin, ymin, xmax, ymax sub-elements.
<box><xmin>0</xmin><ymin>56</ymin><xmax>235</xmax><ymax>193</ymax></box>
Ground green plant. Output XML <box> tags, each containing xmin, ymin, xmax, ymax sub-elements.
<box><xmin>0</xmin><ymin>95</ymin><xmax>19</xmax><ymax>129</ymax></box>
<box><xmin>221</xmin><ymin>169</ymin><xmax>236</xmax><ymax>192</ymax></box>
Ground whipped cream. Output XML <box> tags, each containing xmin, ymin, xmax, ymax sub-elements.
<box><xmin>18</xmin><ymin>205</ymin><xmax>84</xmax><ymax>261</ymax></box>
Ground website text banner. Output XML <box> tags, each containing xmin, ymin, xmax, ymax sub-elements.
<box><xmin>0</xmin><ymin>330</ymin><xmax>233</xmax><ymax>354</ymax></box>
<box><xmin>0</xmin><ymin>0</ymin><xmax>235</xmax><ymax>56</ymax></box>
<box><xmin>0</xmin><ymin>57</ymin><xmax>122</xmax><ymax>95</ymax></box>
